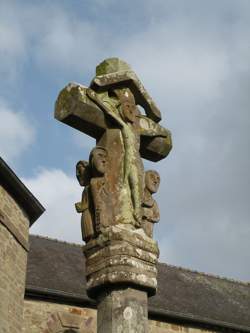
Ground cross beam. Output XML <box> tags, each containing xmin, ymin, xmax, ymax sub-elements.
<box><xmin>55</xmin><ymin>83</ymin><xmax>172</xmax><ymax>162</ymax></box>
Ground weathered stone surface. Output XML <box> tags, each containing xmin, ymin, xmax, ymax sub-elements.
<box><xmin>0</xmin><ymin>185</ymin><xmax>29</xmax><ymax>333</ymax></box>
<box><xmin>22</xmin><ymin>299</ymin><xmax>218</xmax><ymax>333</ymax></box>
<box><xmin>55</xmin><ymin>82</ymin><xmax>107</xmax><ymax>140</ymax></box>
<box><xmin>22</xmin><ymin>298</ymin><xmax>218</xmax><ymax>333</ymax></box>
<box><xmin>55</xmin><ymin>58</ymin><xmax>171</xmax><ymax>333</ymax></box>
<box><xmin>55</xmin><ymin>82</ymin><xmax>172</xmax><ymax>162</ymax></box>
<box><xmin>83</xmin><ymin>225</ymin><xmax>159</xmax><ymax>298</ymax></box>
<box><xmin>55</xmin><ymin>58</ymin><xmax>172</xmax><ymax>245</ymax></box>
<box><xmin>91</xmin><ymin>57</ymin><xmax>162</xmax><ymax>123</ymax></box>
<box><xmin>142</xmin><ymin>170</ymin><xmax>160</xmax><ymax>238</ymax></box>
<box><xmin>149</xmin><ymin>320</ymin><xmax>218</xmax><ymax>333</ymax></box>
<box><xmin>23</xmin><ymin>300</ymin><xmax>96</xmax><ymax>333</ymax></box>
<box><xmin>84</xmin><ymin>224</ymin><xmax>159</xmax><ymax>256</ymax></box>
<box><xmin>97</xmin><ymin>287</ymin><xmax>148</xmax><ymax>333</ymax></box>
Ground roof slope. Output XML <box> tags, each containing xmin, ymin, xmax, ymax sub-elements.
<box><xmin>26</xmin><ymin>235</ymin><xmax>250</xmax><ymax>331</ymax></box>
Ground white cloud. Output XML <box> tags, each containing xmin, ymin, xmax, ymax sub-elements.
<box><xmin>0</xmin><ymin>101</ymin><xmax>35</xmax><ymax>162</ymax></box>
<box><xmin>119</xmin><ymin>4</ymin><xmax>250</xmax><ymax>281</ymax></box>
<box><xmin>35</xmin><ymin>14</ymin><xmax>103</xmax><ymax>74</ymax></box>
<box><xmin>23</xmin><ymin>168</ymin><xmax>83</xmax><ymax>243</ymax></box>
<box><xmin>0</xmin><ymin>10</ymin><xmax>26</xmax><ymax>80</ymax></box>
<box><xmin>116</xmin><ymin>24</ymin><xmax>236</xmax><ymax>118</ymax></box>
<box><xmin>0</xmin><ymin>1</ymin><xmax>111</xmax><ymax>81</ymax></box>
<box><xmin>0</xmin><ymin>1</ymin><xmax>119</xmax><ymax>82</ymax></box>
<box><xmin>157</xmin><ymin>207</ymin><xmax>250</xmax><ymax>281</ymax></box>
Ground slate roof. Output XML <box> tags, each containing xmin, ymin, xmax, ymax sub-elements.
<box><xmin>26</xmin><ymin>235</ymin><xmax>250</xmax><ymax>332</ymax></box>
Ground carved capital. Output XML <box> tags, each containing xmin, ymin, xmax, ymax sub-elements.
<box><xmin>83</xmin><ymin>225</ymin><xmax>159</xmax><ymax>299</ymax></box>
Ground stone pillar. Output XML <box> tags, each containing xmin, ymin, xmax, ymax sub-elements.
<box><xmin>97</xmin><ymin>288</ymin><xmax>148</xmax><ymax>333</ymax></box>
<box><xmin>83</xmin><ymin>225</ymin><xmax>159</xmax><ymax>333</ymax></box>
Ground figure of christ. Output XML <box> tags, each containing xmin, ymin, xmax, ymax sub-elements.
<box><xmin>142</xmin><ymin>170</ymin><xmax>160</xmax><ymax>238</ymax></box>
<box><xmin>75</xmin><ymin>160</ymin><xmax>95</xmax><ymax>242</ymax></box>
<box><xmin>89</xmin><ymin>87</ymin><xmax>144</xmax><ymax>227</ymax></box>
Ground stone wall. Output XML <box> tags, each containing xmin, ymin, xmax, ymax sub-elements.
<box><xmin>23</xmin><ymin>299</ymin><xmax>218</xmax><ymax>333</ymax></box>
<box><xmin>149</xmin><ymin>319</ymin><xmax>218</xmax><ymax>333</ymax></box>
<box><xmin>23</xmin><ymin>300</ymin><xmax>97</xmax><ymax>333</ymax></box>
<box><xmin>0</xmin><ymin>185</ymin><xmax>29</xmax><ymax>333</ymax></box>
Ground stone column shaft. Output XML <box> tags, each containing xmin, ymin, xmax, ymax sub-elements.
<box><xmin>83</xmin><ymin>225</ymin><xmax>159</xmax><ymax>333</ymax></box>
<box><xmin>97</xmin><ymin>288</ymin><xmax>148</xmax><ymax>333</ymax></box>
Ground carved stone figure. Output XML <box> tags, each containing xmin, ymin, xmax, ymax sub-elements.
<box><xmin>55</xmin><ymin>57</ymin><xmax>172</xmax><ymax>240</ymax></box>
<box><xmin>75</xmin><ymin>160</ymin><xmax>94</xmax><ymax>242</ymax></box>
<box><xmin>55</xmin><ymin>58</ymin><xmax>172</xmax><ymax>331</ymax></box>
<box><xmin>88</xmin><ymin>146</ymin><xmax>113</xmax><ymax>232</ymax></box>
<box><xmin>142</xmin><ymin>170</ymin><xmax>160</xmax><ymax>238</ymax></box>
<box><xmin>89</xmin><ymin>146</ymin><xmax>107</xmax><ymax>177</ymax></box>
<box><xmin>75</xmin><ymin>147</ymin><xmax>112</xmax><ymax>241</ymax></box>
<box><xmin>87</xmin><ymin>87</ymin><xmax>144</xmax><ymax>227</ymax></box>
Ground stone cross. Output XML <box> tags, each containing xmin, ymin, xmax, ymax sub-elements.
<box><xmin>55</xmin><ymin>58</ymin><xmax>172</xmax><ymax>333</ymax></box>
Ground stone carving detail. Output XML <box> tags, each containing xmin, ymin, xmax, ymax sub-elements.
<box><xmin>142</xmin><ymin>170</ymin><xmax>160</xmax><ymax>238</ymax></box>
<box><xmin>75</xmin><ymin>160</ymin><xmax>94</xmax><ymax>242</ymax></box>
<box><xmin>75</xmin><ymin>146</ymin><xmax>111</xmax><ymax>242</ymax></box>
<box><xmin>56</xmin><ymin>58</ymin><xmax>171</xmax><ymax>242</ymax></box>
<box><xmin>55</xmin><ymin>57</ymin><xmax>172</xmax><ymax>297</ymax></box>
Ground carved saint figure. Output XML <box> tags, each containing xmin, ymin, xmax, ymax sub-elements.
<box><xmin>89</xmin><ymin>146</ymin><xmax>112</xmax><ymax>232</ymax></box>
<box><xmin>75</xmin><ymin>146</ymin><xmax>112</xmax><ymax>241</ymax></box>
<box><xmin>75</xmin><ymin>160</ymin><xmax>94</xmax><ymax>242</ymax></box>
<box><xmin>142</xmin><ymin>170</ymin><xmax>160</xmax><ymax>238</ymax></box>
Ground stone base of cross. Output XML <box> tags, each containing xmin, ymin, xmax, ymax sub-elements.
<box><xmin>83</xmin><ymin>225</ymin><xmax>159</xmax><ymax>333</ymax></box>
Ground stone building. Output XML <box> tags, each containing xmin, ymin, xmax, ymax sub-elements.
<box><xmin>0</xmin><ymin>157</ymin><xmax>44</xmax><ymax>333</ymax></box>
<box><xmin>0</xmin><ymin>157</ymin><xmax>250</xmax><ymax>333</ymax></box>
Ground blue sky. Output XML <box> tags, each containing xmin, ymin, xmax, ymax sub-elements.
<box><xmin>1</xmin><ymin>0</ymin><xmax>249</xmax><ymax>281</ymax></box>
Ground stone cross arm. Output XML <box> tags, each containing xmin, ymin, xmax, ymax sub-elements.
<box><xmin>55</xmin><ymin>83</ymin><xmax>172</xmax><ymax>162</ymax></box>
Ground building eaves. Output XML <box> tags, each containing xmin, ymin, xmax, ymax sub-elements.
<box><xmin>0</xmin><ymin>157</ymin><xmax>45</xmax><ymax>225</ymax></box>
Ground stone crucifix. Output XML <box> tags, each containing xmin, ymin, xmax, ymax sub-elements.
<box><xmin>55</xmin><ymin>58</ymin><xmax>171</xmax><ymax>239</ymax></box>
<box><xmin>55</xmin><ymin>58</ymin><xmax>172</xmax><ymax>333</ymax></box>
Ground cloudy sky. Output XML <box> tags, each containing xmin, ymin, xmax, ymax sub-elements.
<box><xmin>1</xmin><ymin>0</ymin><xmax>249</xmax><ymax>281</ymax></box>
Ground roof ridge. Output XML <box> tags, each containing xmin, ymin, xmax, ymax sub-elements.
<box><xmin>30</xmin><ymin>234</ymin><xmax>83</xmax><ymax>248</ymax></box>
<box><xmin>160</xmin><ymin>261</ymin><xmax>250</xmax><ymax>287</ymax></box>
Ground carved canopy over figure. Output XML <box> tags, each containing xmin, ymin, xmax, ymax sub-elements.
<box><xmin>55</xmin><ymin>57</ymin><xmax>172</xmax><ymax>242</ymax></box>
